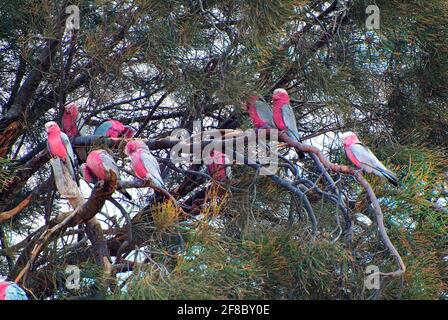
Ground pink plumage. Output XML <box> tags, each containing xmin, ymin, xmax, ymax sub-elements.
<box><xmin>45</xmin><ymin>121</ymin><xmax>77</xmax><ymax>182</ymax></box>
<box><xmin>86</xmin><ymin>150</ymin><xmax>107</xmax><ymax>181</ymax></box>
<box><xmin>130</xmin><ymin>149</ymin><xmax>150</xmax><ymax>180</ymax></box>
<box><xmin>46</xmin><ymin>122</ymin><xmax>68</xmax><ymax>161</ymax></box>
<box><xmin>94</xmin><ymin>119</ymin><xmax>135</xmax><ymax>139</ymax></box>
<box><xmin>122</xmin><ymin>126</ymin><xmax>135</xmax><ymax>138</ymax></box>
<box><xmin>82</xmin><ymin>150</ymin><xmax>132</xmax><ymax>199</ymax></box>
<box><xmin>80</xmin><ymin>163</ymin><xmax>95</xmax><ymax>184</ymax></box>
<box><xmin>62</xmin><ymin>102</ymin><xmax>79</xmax><ymax>139</ymax></box>
<box><xmin>107</xmin><ymin>120</ymin><xmax>126</xmax><ymax>138</ymax></box>
<box><xmin>341</xmin><ymin>132</ymin><xmax>362</xmax><ymax>168</ymax></box>
<box><xmin>207</xmin><ymin>149</ymin><xmax>231</xmax><ymax>181</ymax></box>
<box><xmin>341</xmin><ymin>131</ymin><xmax>398</xmax><ymax>186</ymax></box>
<box><xmin>246</xmin><ymin>96</ymin><xmax>267</xmax><ymax>129</ymax></box>
<box><xmin>272</xmin><ymin>89</ymin><xmax>290</xmax><ymax>131</ymax></box>
<box><xmin>125</xmin><ymin>140</ymin><xmax>166</xmax><ymax>189</ymax></box>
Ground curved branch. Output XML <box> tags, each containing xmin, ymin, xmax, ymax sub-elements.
<box><xmin>277</xmin><ymin>131</ymin><xmax>405</xmax><ymax>277</ymax></box>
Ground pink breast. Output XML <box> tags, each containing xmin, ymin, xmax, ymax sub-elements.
<box><xmin>48</xmin><ymin>135</ymin><xmax>67</xmax><ymax>161</ymax></box>
<box><xmin>272</xmin><ymin>106</ymin><xmax>286</xmax><ymax>130</ymax></box>
<box><xmin>132</xmin><ymin>150</ymin><xmax>149</xmax><ymax>180</ymax></box>
<box><xmin>345</xmin><ymin>145</ymin><xmax>362</xmax><ymax>168</ymax></box>
<box><xmin>62</xmin><ymin>113</ymin><xmax>78</xmax><ymax>139</ymax></box>
<box><xmin>86</xmin><ymin>153</ymin><xmax>106</xmax><ymax>180</ymax></box>
<box><xmin>105</xmin><ymin>127</ymin><xmax>120</xmax><ymax>138</ymax></box>
<box><xmin>0</xmin><ymin>282</ymin><xmax>8</xmax><ymax>300</ymax></box>
<box><xmin>248</xmin><ymin>106</ymin><xmax>267</xmax><ymax>129</ymax></box>
<box><xmin>81</xmin><ymin>165</ymin><xmax>95</xmax><ymax>184</ymax></box>
<box><xmin>207</xmin><ymin>151</ymin><xmax>227</xmax><ymax>180</ymax></box>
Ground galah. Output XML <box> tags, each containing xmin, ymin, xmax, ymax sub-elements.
<box><xmin>81</xmin><ymin>149</ymin><xmax>132</xmax><ymax>200</ymax></box>
<box><xmin>124</xmin><ymin>140</ymin><xmax>166</xmax><ymax>190</ymax></box>
<box><xmin>61</xmin><ymin>102</ymin><xmax>79</xmax><ymax>139</ymax></box>
<box><xmin>45</xmin><ymin>121</ymin><xmax>77</xmax><ymax>183</ymax></box>
<box><xmin>246</xmin><ymin>95</ymin><xmax>275</xmax><ymax>129</ymax></box>
<box><xmin>341</xmin><ymin>131</ymin><xmax>398</xmax><ymax>186</ymax></box>
<box><xmin>0</xmin><ymin>282</ymin><xmax>28</xmax><ymax>300</ymax></box>
<box><xmin>62</xmin><ymin>102</ymin><xmax>89</xmax><ymax>163</ymax></box>
<box><xmin>272</xmin><ymin>88</ymin><xmax>305</xmax><ymax>158</ymax></box>
<box><xmin>207</xmin><ymin>149</ymin><xmax>232</xmax><ymax>181</ymax></box>
<box><xmin>94</xmin><ymin>120</ymin><xmax>135</xmax><ymax>139</ymax></box>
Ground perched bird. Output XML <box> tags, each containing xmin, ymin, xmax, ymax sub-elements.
<box><xmin>45</xmin><ymin>121</ymin><xmax>77</xmax><ymax>183</ymax></box>
<box><xmin>61</xmin><ymin>102</ymin><xmax>79</xmax><ymax>139</ymax></box>
<box><xmin>245</xmin><ymin>95</ymin><xmax>275</xmax><ymax>129</ymax></box>
<box><xmin>272</xmin><ymin>88</ymin><xmax>305</xmax><ymax>158</ymax></box>
<box><xmin>341</xmin><ymin>131</ymin><xmax>398</xmax><ymax>186</ymax></box>
<box><xmin>207</xmin><ymin>149</ymin><xmax>232</xmax><ymax>181</ymax></box>
<box><xmin>124</xmin><ymin>140</ymin><xmax>166</xmax><ymax>190</ymax></box>
<box><xmin>0</xmin><ymin>281</ymin><xmax>28</xmax><ymax>300</ymax></box>
<box><xmin>94</xmin><ymin>120</ymin><xmax>135</xmax><ymax>139</ymax></box>
<box><xmin>62</xmin><ymin>102</ymin><xmax>88</xmax><ymax>163</ymax></box>
<box><xmin>81</xmin><ymin>149</ymin><xmax>132</xmax><ymax>200</ymax></box>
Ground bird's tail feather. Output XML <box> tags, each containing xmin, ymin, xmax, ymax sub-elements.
<box><xmin>379</xmin><ymin>168</ymin><xmax>398</xmax><ymax>186</ymax></box>
<box><xmin>287</xmin><ymin>130</ymin><xmax>306</xmax><ymax>159</ymax></box>
<box><xmin>66</xmin><ymin>160</ymin><xmax>79</xmax><ymax>186</ymax></box>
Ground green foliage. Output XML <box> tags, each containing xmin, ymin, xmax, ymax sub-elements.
<box><xmin>113</xmin><ymin>224</ymin><xmax>355</xmax><ymax>300</ymax></box>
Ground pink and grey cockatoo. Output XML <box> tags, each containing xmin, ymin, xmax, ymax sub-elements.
<box><xmin>0</xmin><ymin>281</ymin><xmax>28</xmax><ymax>300</ymax></box>
<box><xmin>61</xmin><ymin>102</ymin><xmax>79</xmax><ymax>139</ymax></box>
<box><xmin>207</xmin><ymin>149</ymin><xmax>232</xmax><ymax>181</ymax></box>
<box><xmin>272</xmin><ymin>88</ymin><xmax>305</xmax><ymax>158</ymax></box>
<box><xmin>81</xmin><ymin>149</ymin><xmax>132</xmax><ymax>200</ymax></box>
<box><xmin>62</xmin><ymin>102</ymin><xmax>89</xmax><ymax>163</ymax></box>
<box><xmin>341</xmin><ymin>131</ymin><xmax>398</xmax><ymax>186</ymax></box>
<box><xmin>124</xmin><ymin>140</ymin><xmax>166</xmax><ymax>190</ymax></box>
<box><xmin>94</xmin><ymin>120</ymin><xmax>135</xmax><ymax>139</ymax></box>
<box><xmin>246</xmin><ymin>95</ymin><xmax>275</xmax><ymax>129</ymax></box>
<box><xmin>45</xmin><ymin>121</ymin><xmax>77</xmax><ymax>183</ymax></box>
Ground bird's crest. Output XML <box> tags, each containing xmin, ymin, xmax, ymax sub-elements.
<box><xmin>272</xmin><ymin>88</ymin><xmax>289</xmax><ymax>103</ymax></box>
<box><xmin>340</xmin><ymin>131</ymin><xmax>360</xmax><ymax>146</ymax></box>
<box><xmin>45</xmin><ymin>121</ymin><xmax>58</xmax><ymax>131</ymax></box>
<box><xmin>64</xmin><ymin>102</ymin><xmax>77</xmax><ymax>113</ymax></box>
<box><xmin>273</xmin><ymin>88</ymin><xmax>288</xmax><ymax>95</ymax></box>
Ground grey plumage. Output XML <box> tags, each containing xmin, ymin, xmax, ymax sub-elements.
<box><xmin>255</xmin><ymin>100</ymin><xmax>275</xmax><ymax>128</ymax></box>
<box><xmin>140</xmin><ymin>151</ymin><xmax>166</xmax><ymax>190</ymax></box>
<box><xmin>59</xmin><ymin>132</ymin><xmax>77</xmax><ymax>183</ymax></box>
<box><xmin>351</xmin><ymin>143</ymin><xmax>398</xmax><ymax>186</ymax></box>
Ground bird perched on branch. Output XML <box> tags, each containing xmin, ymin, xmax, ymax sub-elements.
<box><xmin>0</xmin><ymin>281</ymin><xmax>28</xmax><ymax>300</ymax></box>
<box><xmin>245</xmin><ymin>95</ymin><xmax>275</xmax><ymax>129</ymax></box>
<box><xmin>94</xmin><ymin>119</ymin><xmax>135</xmax><ymax>139</ymax></box>
<box><xmin>341</xmin><ymin>131</ymin><xmax>398</xmax><ymax>186</ymax></box>
<box><xmin>62</xmin><ymin>102</ymin><xmax>88</xmax><ymax>163</ymax></box>
<box><xmin>45</xmin><ymin>121</ymin><xmax>77</xmax><ymax>183</ymax></box>
<box><xmin>207</xmin><ymin>149</ymin><xmax>232</xmax><ymax>181</ymax></box>
<box><xmin>125</xmin><ymin>140</ymin><xmax>167</xmax><ymax>191</ymax></box>
<box><xmin>272</xmin><ymin>88</ymin><xmax>305</xmax><ymax>159</ymax></box>
<box><xmin>61</xmin><ymin>102</ymin><xmax>79</xmax><ymax>139</ymax></box>
<box><xmin>81</xmin><ymin>149</ymin><xmax>132</xmax><ymax>200</ymax></box>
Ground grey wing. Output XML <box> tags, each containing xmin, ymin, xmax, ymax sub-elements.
<box><xmin>351</xmin><ymin>143</ymin><xmax>387</xmax><ymax>171</ymax></box>
<box><xmin>141</xmin><ymin>151</ymin><xmax>166</xmax><ymax>189</ymax></box>
<box><xmin>281</xmin><ymin>104</ymin><xmax>301</xmax><ymax>142</ymax></box>
<box><xmin>255</xmin><ymin>100</ymin><xmax>275</xmax><ymax>128</ymax></box>
<box><xmin>351</xmin><ymin>143</ymin><xmax>398</xmax><ymax>185</ymax></box>
<box><xmin>60</xmin><ymin>132</ymin><xmax>76</xmax><ymax>180</ymax></box>
<box><xmin>100</xmin><ymin>151</ymin><xmax>120</xmax><ymax>179</ymax></box>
